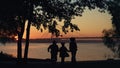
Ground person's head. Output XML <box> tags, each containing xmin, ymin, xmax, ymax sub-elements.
<box><xmin>61</xmin><ymin>42</ymin><xmax>65</xmax><ymax>47</ymax></box>
<box><xmin>70</xmin><ymin>37</ymin><xmax>75</xmax><ymax>42</ymax></box>
<box><xmin>53</xmin><ymin>40</ymin><xmax>56</xmax><ymax>44</ymax></box>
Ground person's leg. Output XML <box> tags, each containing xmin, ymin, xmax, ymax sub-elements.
<box><xmin>61</xmin><ymin>57</ymin><xmax>65</xmax><ymax>63</ymax></box>
<box><xmin>51</xmin><ymin>54</ymin><xmax>54</xmax><ymax>61</ymax></box>
<box><xmin>54</xmin><ymin>55</ymin><xmax>57</xmax><ymax>62</ymax></box>
<box><xmin>73</xmin><ymin>51</ymin><xmax>77</xmax><ymax>62</ymax></box>
<box><xmin>51</xmin><ymin>53</ymin><xmax>57</xmax><ymax>62</ymax></box>
<box><xmin>71</xmin><ymin>51</ymin><xmax>76</xmax><ymax>62</ymax></box>
<box><xmin>71</xmin><ymin>52</ymin><xmax>74</xmax><ymax>62</ymax></box>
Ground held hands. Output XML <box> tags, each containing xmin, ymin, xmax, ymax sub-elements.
<box><xmin>67</xmin><ymin>50</ymin><xmax>71</xmax><ymax>52</ymax></box>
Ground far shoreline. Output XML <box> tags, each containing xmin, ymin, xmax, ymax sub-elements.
<box><xmin>15</xmin><ymin>37</ymin><xmax>103</xmax><ymax>43</ymax></box>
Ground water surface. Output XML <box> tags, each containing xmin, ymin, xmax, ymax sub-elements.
<box><xmin>0</xmin><ymin>42</ymin><xmax>114</xmax><ymax>62</ymax></box>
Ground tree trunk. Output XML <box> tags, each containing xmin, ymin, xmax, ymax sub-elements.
<box><xmin>24</xmin><ymin>20</ymin><xmax>31</xmax><ymax>61</ymax></box>
<box><xmin>24</xmin><ymin>0</ymin><xmax>33</xmax><ymax>62</ymax></box>
<box><xmin>17</xmin><ymin>17</ymin><xmax>25</xmax><ymax>62</ymax></box>
<box><xmin>17</xmin><ymin>33</ymin><xmax>22</xmax><ymax>62</ymax></box>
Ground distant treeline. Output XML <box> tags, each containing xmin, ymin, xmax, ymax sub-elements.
<box><xmin>19</xmin><ymin>37</ymin><xmax>103</xmax><ymax>43</ymax></box>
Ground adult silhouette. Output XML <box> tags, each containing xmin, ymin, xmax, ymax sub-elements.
<box><xmin>69</xmin><ymin>37</ymin><xmax>77</xmax><ymax>62</ymax></box>
<box><xmin>59</xmin><ymin>42</ymin><xmax>69</xmax><ymax>63</ymax></box>
<box><xmin>48</xmin><ymin>40</ymin><xmax>59</xmax><ymax>62</ymax></box>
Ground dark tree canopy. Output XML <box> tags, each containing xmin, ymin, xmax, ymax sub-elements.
<box><xmin>0</xmin><ymin>16</ymin><xmax>17</xmax><ymax>43</ymax></box>
<box><xmin>0</xmin><ymin>0</ymin><xmax>27</xmax><ymax>16</ymax></box>
<box><xmin>31</xmin><ymin>0</ymin><xmax>108</xmax><ymax>36</ymax></box>
<box><xmin>0</xmin><ymin>0</ymin><xmax>112</xmax><ymax>38</ymax></box>
<box><xmin>0</xmin><ymin>0</ymin><xmax>27</xmax><ymax>38</ymax></box>
<box><xmin>107</xmin><ymin>0</ymin><xmax>120</xmax><ymax>35</ymax></box>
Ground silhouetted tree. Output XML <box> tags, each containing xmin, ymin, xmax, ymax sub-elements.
<box><xmin>102</xmin><ymin>28</ymin><xmax>120</xmax><ymax>58</ymax></box>
<box><xmin>102</xmin><ymin>29</ymin><xmax>115</xmax><ymax>50</ymax></box>
<box><xmin>0</xmin><ymin>0</ymin><xmax>27</xmax><ymax>62</ymax></box>
<box><xmin>102</xmin><ymin>0</ymin><xmax>120</xmax><ymax>58</ymax></box>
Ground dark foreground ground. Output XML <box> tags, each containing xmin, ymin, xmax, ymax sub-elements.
<box><xmin>0</xmin><ymin>59</ymin><xmax>120</xmax><ymax>68</ymax></box>
<box><xmin>0</xmin><ymin>53</ymin><xmax>120</xmax><ymax>68</ymax></box>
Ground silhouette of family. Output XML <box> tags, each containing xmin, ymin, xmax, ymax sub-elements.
<box><xmin>48</xmin><ymin>37</ymin><xmax>77</xmax><ymax>63</ymax></box>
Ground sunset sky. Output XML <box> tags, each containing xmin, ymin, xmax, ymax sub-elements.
<box><xmin>23</xmin><ymin>8</ymin><xmax>113</xmax><ymax>39</ymax></box>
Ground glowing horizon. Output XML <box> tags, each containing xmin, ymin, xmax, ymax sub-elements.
<box><xmin>22</xmin><ymin>8</ymin><xmax>112</xmax><ymax>39</ymax></box>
